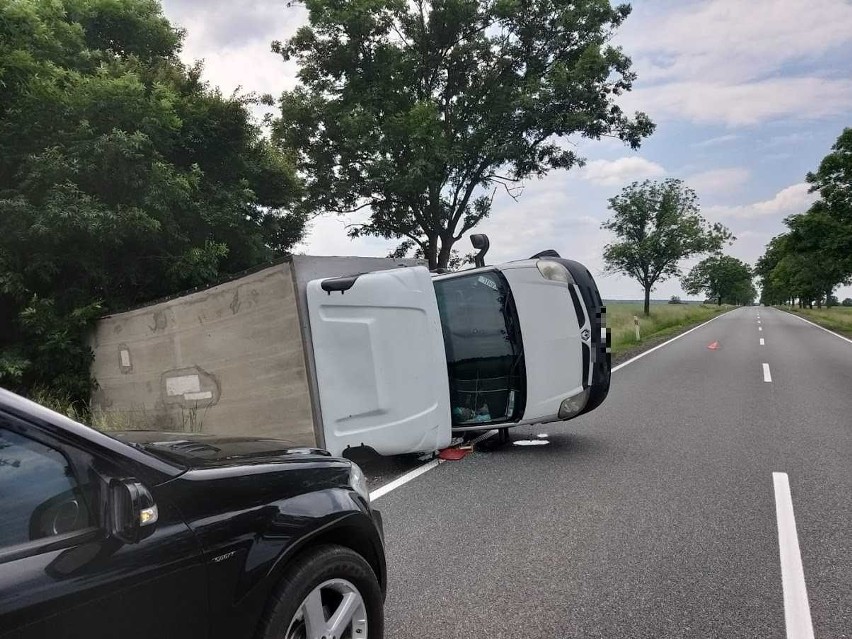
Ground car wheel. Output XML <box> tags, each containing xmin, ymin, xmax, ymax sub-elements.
<box><xmin>260</xmin><ymin>544</ymin><xmax>384</xmax><ymax>639</ymax></box>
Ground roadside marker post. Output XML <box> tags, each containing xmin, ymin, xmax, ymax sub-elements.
<box><xmin>634</xmin><ymin>315</ymin><xmax>640</xmax><ymax>341</ymax></box>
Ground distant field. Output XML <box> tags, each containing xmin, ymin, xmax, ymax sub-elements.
<box><xmin>780</xmin><ymin>306</ymin><xmax>852</xmax><ymax>338</ymax></box>
<box><xmin>606</xmin><ymin>302</ymin><xmax>733</xmax><ymax>357</ymax></box>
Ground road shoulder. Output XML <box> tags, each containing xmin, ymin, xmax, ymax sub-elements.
<box><xmin>612</xmin><ymin>307</ymin><xmax>737</xmax><ymax>366</ymax></box>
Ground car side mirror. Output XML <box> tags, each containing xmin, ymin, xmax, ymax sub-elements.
<box><xmin>110</xmin><ymin>478</ymin><xmax>158</xmax><ymax>544</ymax></box>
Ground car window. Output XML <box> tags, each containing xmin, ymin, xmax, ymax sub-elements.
<box><xmin>0</xmin><ymin>428</ymin><xmax>94</xmax><ymax>550</ymax></box>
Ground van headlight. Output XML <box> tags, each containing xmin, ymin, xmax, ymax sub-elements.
<box><xmin>536</xmin><ymin>260</ymin><xmax>574</xmax><ymax>285</ymax></box>
<box><xmin>558</xmin><ymin>388</ymin><xmax>590</xmax><ymax>420</ymax></box>
<box><xmin>349</xmin><ymin>462</ymin><xmax>370</xmax><ymax>505</ymax></box>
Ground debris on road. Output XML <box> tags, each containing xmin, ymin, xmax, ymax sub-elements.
<box><xmin>438</xmin><ymin>446</ymin><xmax>472</xmax><ymax>461</ymax></box>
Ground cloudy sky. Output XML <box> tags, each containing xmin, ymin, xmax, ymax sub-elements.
<box><xmin>161</xmin><ymin>0</ymin><xmax>852</xmax><ymax>300</ymax></box>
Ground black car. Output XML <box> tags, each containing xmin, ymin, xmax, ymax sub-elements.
<box><xmin>0</xmin><ymin>388</ymin><xmax>386</xmax><ymax>639</ymax></box>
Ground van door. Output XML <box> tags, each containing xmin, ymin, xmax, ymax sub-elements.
<box><xmin>306</xmin><ymin>266</ymin><xmax>452</xmax><ymax>456</ymax></box>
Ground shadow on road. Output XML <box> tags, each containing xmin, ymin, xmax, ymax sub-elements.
<box><xmin>474</xmin><ymin>431</ymin><xmax>606</xmax><ymax>458</ymax></box>
<box><xmin>352</xmin><ymin>427</ymin><xmax>607</xmax><ymax>490</ymax></box>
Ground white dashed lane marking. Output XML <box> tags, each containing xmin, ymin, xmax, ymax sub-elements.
<box><xmin>772</xmin><ymin>472</ymin><xmax>815</xmax><ymax>639</ymax></box>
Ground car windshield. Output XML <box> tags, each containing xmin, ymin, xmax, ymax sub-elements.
<box><xmin>433</xmin><ymin>271</ymin><xmax>524</xmax><ymax>426</ymax></box>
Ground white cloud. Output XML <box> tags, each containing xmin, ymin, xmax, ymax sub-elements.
<box><xmin>617</xmin><ymin>0</ymin><xmax>852</xmax><ymax>127</ymax></box>
<box><xmin>622</xmin><ymin>0</ymin><xmax>852</xmax><ymax>84</ymax></box>
<box><xmin>687</xmin><ymin>167</ymin><xmax>750</xmax><ymax>193</ymax></box>
<box><xmin>706</xmin><ymin>183</ymin><xmax>816</xmax><ymax>219</ymax></box>
<box><xmin>162</xmin><ymin>0</ymin><xmax>306</xmax><ymax>108</ymax></box>
<box><xmin>763</xmin><ymin>131</ymin><xmax>817</xmax><ymax>147</ymax></box>
<box><xmin>578</xmin><ymin>157</ymin><xmax>666</xmax><ymax>186</ymax></box>
<box><xmin>295</xmin><ymin>211</ymin><xmax>396</xmax><ymax>258</ymax></box>
<box><xmin>623</xmin><ymin>77</ymin><xmax>852</xmax><ymax>127</ymax></box>
<box><xmin>693</xmin><ymin>134</ymin><xmax>740</xmax><ymax>148</ymax></box>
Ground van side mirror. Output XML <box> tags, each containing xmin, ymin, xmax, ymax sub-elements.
<box><xmin>470</xmin><ymin>234</ymin><xmax>490</xmax><ymax>268</ymax></box>
<box><xmin>110</xmin><ymin>478</ymin><xmax>158</xmax><ymax>544</ymax></box>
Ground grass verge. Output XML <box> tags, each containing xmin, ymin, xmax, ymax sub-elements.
<box><xmin>27</xmin><ymin>388</ymin><xmax>140</xmax><ymax>431</ymax></box>
<box><xmin>27</xmin><ymin>387</ymin><xmax>206</xmax><ymax>432</ymax></box>
<box><xmin>607</xmin><ymin>302</ymin><xmax>734</xmax><ymax>363</ymax></box>
<box><xmin>777</xmin><ymin>306</ymin><xmax>852</xmax><ymax>338</ymax></box>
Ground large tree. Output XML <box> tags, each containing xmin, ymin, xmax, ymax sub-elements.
<box><xmin>784</xmin><ymin>204</ymin><xmax>851</xmax><ymax>307</ymax></box>
<box><xmin>756</xmin><ymin>128</ymin><xmax>852</xmax><ymax>307</ymax></box>
<box><xmin>755</xmin><ymin>234</ymin><xmax>793</xmax><ymax>306</ymax></box>
<box><xmin>807</xmin><ymin>128</ymin><xmax>851</xmax><ymax>219</ymax></box>
<box><xmin>601</xmin><ymin>179</ymin><xmax>732</xmax><ymax>315</ymax></box>
<box><xmin>273</xmin><ymin>0</ymin><xmax>654</xmax><ymax>269</ymax></box>
<box><xmin>681</xmin><ymin>255</ymin><xmax>755</xmax><ymax>306</ymax></box>
<box><xmin>0</xmin><ymin>0</ymin><xmax>304</xmax><ymax>400</ymax></box>
<box><xmin>805</xmin><ymin>127</ymin><xmax>852</xmax><ymax>278</ymax></box>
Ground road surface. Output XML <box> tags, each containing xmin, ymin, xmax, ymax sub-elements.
<box><xmin>371</xmin><ymin>306</ymin><xmax>851</xmax><ymax>638</ymax></box>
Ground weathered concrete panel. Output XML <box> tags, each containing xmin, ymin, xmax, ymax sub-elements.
<box><xmin>90</xmin><ymin>263</ymin><xmax>315</xmax><ymax>444</ymax></box>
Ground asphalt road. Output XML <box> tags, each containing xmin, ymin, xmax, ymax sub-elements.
<box><xmin>371</xmin><ymin>306</ymin><xmax>851</xmax><ymax>638</ymax></box>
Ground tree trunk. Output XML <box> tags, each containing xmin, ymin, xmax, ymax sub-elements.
<box><xmin>424</xmin><ymin>236</ymin><xmax>438</xmax><ymax>271</ymax></box>
<box><xmin>717</xmin><ymin>296</ymin><xmax>722</xmax><ymax>306</ymax></box>
<box><xmin>643</xmin><ymin>287</ymin><xmax>651</xmax><ymax>316</ymax></box>
<box><xmin>436</xmin><ymin>236</ymin><xmax>453</xmax><ymax>270</ymax></box>
<box><xmin>826</xmin><ymin>289</ymin><xmax>833</xmax><ymax>308</ymax></box>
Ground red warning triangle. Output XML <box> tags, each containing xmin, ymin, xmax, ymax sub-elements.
<box><xmin>707</xmin><ymin>341</ymin><xmax>719</xmax><ymax>350</ymax></box>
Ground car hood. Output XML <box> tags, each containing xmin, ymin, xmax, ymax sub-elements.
<box><xmin>110</xmin><ymin>431</ymin><xmax>332</xmax><ymax>469</ymax></box>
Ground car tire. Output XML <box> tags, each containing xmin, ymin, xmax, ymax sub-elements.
<box><xmin>259</xmin><ymin>544</ymin><xmax>384</xmax><ymax>639</ymax></box>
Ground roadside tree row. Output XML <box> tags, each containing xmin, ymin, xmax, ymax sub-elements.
<box><xmin>756</xmin><ymin>129</ymin><xmax>852</xmax><ymax>308</ymax></box>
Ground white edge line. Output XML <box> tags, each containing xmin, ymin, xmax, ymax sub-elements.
<box><xmin>369</xmin><ymin>429</ymin><xmax>497</xmax><ymax>501</ymax></box>
<box><xmin>369</xmin><ymin>458</ymin><xmax>441</xmax><ymax>501</ymax></box>
<box><xmin>612</xmin><ymin>309</ymin><xmax>735</xmax><ymax>373</ymax></box>
<box><xmin>373</xmin><ymin>309</ymin><xmax>737</xmax><ymax>500</ymax></box>
<box><xmin>762</xmin><ymin>362</ymin><xmax>772</xmax><ymax>383</ymax></box>
<box><xmin>778</xmin><ymin>307</ymin><xmax>852</xmax><ymax>346</ymax></box>
<box><xmin>772</xmin><ymin>472</ymin><xmax>815</xmax><ymax>639</ymax></box>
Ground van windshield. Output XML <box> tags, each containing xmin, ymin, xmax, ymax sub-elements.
<box><xmin>433</xmin><ymin>271</ymin><xmax>525</xmax><ymax>426</ymax></box>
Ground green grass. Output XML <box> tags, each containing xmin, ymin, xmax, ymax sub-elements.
<box><xmin>779</xmin><ymin>305</ymin><xmax>852</xmax><ymax>337</ymax></box>
<box><xmin>27</xmin><ymin>387</ymin><xmax>151</xmax><ymax>431</ymax></box>
<box><xmin>607</xmin><ymin>302</ymin><xmax>734</xmax><ymax>356</ymax></box>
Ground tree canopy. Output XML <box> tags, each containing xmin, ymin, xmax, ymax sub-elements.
<box><xmin>0</xmin><ymin>0</ymin><xmax>304</xmax><ymax>400</ymax></box>
<box><xmin>681</xmin><ymin>255</ymin><xmax>755</xmax><ymax>306</ymax></box>
<box><xmin>757</xmin><ymin>128</ymin><xmax>852</xmax><ymax>307</ymax></box>
<box><xmin>273</xmin><ymin>0</ymin><xmax>654</xmax><ymax>269</ymax></box>
<box><xmin>601</xmin><ymin>178</ymin><xmax>732</xmax><ymax>315</ymax></box>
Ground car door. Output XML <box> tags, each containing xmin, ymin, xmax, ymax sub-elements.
<box><xmin>0</xmin><ymin>414</ymin><xmax>208</xmax><ymax>639</ymax></box>
<box><xmin>306</xmin><ymin>265</ymin><xmax>452</xmax><ymax>456</ymax></box>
